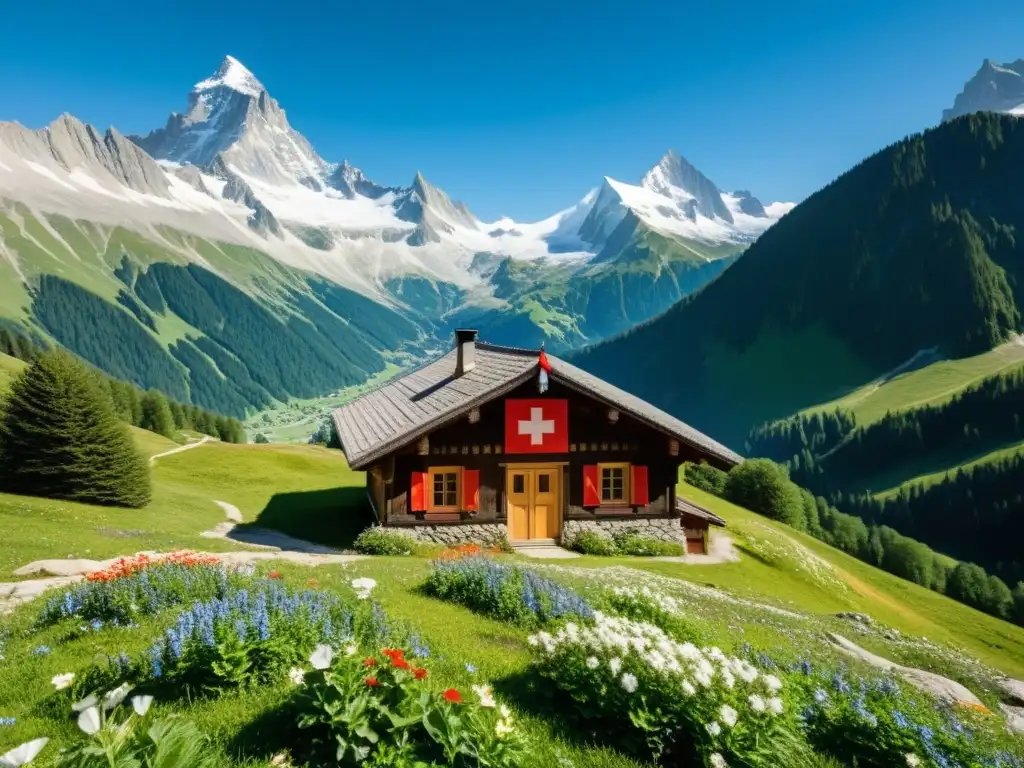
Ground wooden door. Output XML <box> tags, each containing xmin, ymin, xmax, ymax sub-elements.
<box><xmin>532</xmin><ymin>468</ymin><xmax>560</xmax><ymax>539</ymax></box>
<box><xmin>506</xmin><ymin>465</ymin><xmax>562</xmax><ymax>540</ymax></box>
<box><xmin>687</xmin><ymin>536</ymin><xmax>706</xmax><ymax>554</ymax></box>
<box><xmin>507</xmin><ymin>468</ymin><xmax>531</xmax><ymax>540</ymax></box>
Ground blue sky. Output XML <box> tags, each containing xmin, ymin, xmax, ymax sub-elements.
<box><xmin>0</xmin><ymin>0</ymin><xmax>1021</xmax><ymax>221</ymax></box>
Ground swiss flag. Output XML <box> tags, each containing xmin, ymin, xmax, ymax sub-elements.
<box><xmin>505</xmin><ymin>399</ymin><xmax>568</xmax><ymax>454</ymax></box>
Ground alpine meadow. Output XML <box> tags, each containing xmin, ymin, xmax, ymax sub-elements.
<box><xmin>2</xmin><ymin>23</ymin><xmax>1024</xmax><ymax>768</ymax></box>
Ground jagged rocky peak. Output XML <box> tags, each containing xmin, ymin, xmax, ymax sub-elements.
<box><xmin>326</xmin><ymin>160</ymin><xmax>394</xmax><ymax>200</ymax></box>
<box><xmin>943</xmin><ymin>58</ymin><xmax>1024</xmax><ymax>121</ymax></box>
<box><xmin>130</xmin><ymin>54</ymin><xmax>329</xmax><ymax>188</ymax></box>
<box><xmin>640</xmin><ymin>150</ymin><xmax>733</xmax><ymax>223</ymax></box>
<box><xmin>731</xmin><ymin>189</ymin><xmax>767</xmax><ymax>218</ymax></box>
<box><xmin>394</xmin><ymin>171</ymin><xmax>480</xmax><ymax>231</ymax></box>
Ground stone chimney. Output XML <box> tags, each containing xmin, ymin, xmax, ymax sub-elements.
<box><xmin>454</xmin><ymin>329</ymin><xmax>477</xmax><ymax>377</ymax></box>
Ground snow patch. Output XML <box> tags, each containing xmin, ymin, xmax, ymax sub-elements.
<box><xmin>24</xmin><ymin>161</ymin><xmax>77</xmax><ymax>191</ymax></box>
<box><xmin>193</xmin><ymin>55</ymin><xmax>263</xmax><ymax>97</ymax></box>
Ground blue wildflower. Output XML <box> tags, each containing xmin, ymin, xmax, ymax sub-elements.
<box><xmin>31</xmin><ymin>645</ymin><xmax>51</xmax><ymax>656</ymax></box>
<box><xmin>0</xmin><ymin>717</ymin><xmax>15</xmax><ymax>727</ymax></box>
<box><xmin>813</xmin><ymin>687</ymin><xmax>829</xmax><ymax>704</ymax></box>
<box><xmin>465</xmin><ymin>663</ymin><xmax>477</xmax><ymax>674</ymax></box>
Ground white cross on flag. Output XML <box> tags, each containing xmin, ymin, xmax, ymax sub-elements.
<box><xmin>504</xmin><ymin>399</ymin><xmax>568</xmax><ymax>454</ymax></box>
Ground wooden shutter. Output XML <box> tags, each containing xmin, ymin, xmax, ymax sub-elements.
<box><xmin>410</xmin><ymin>471</ymin><xmax>427</xmax><ymax>512</ymax></box>
<box><xmin>631</xmin><ymin>465</ymin><xmax>649</xmax><ymax>506</ymax></box>
<box><xmin>463</xmin><ymin>469</ymin><xmax>480</xmax><ymax>511</ymax></box>
<box><xmin>583</xmin><ymin>464</ymin><xmax>600</xmax><ymax>507</ymax></box>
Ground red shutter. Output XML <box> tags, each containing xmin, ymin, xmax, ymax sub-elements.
<box><xmin>463</xmin><ymin>469</ymin><xmax>480</xmax><ymax>511</ymax></box>
<box><xmin>631</xmin><ymin>465</ymin><xmax>649</xmax><ymax>506</ymax></box>
<box><xmin>583</xmin><ymin>464</ymin><xmax>600</xmax><ymax>507</ymax></box>
<box><xmin>410</xmin><ymin>472</ymin><xmax>427</xmax><ymax>512</ymax></box>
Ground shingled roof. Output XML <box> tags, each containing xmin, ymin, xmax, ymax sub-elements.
<box><xmin>331</xmin><ymin>338</ymin><xmax>743</xmax><ymax>470</ymax></box>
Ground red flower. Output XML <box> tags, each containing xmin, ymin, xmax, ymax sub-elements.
<box><xmin>363</xmin><ymin>657</ymin><xmax>377</xmax><ymax>667</ymax></box>
<box><xmin>267</xmin><ymin>570</ymin><xmax>282</xmax><ymax>580</ymax></box>
<box><xmin>306</xmin><ymin>578</ymin><xmax>319</xmax><ymax>587</ymax></box>
<box><xmin>381</xmin><ymin>648</ymin><xmax>405</xmax><ymax>661</ymax></box>
<box><xmin>366</xmin><ymin>677</ymin><xmax>379</xmax><ymax>687</ymax></box>
<box><xmin>392</xmin><ymin>656</ymin><xmax>410</xmax><ymax>670</ymax></box>
<box><xmin>414</xmin><ymin>667</ymin><xmax>428</xmax><ymax>680</ymax></box>
<box><xmin>442</xmin><ymin>688</ymin><xmax>462</xmax><ymax>704</ymax></box>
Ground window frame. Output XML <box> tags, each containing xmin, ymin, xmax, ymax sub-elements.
<box><xmin>427</xmin><ymin>465</ymin><xmax>462</xmax><ymax>512</ymax></box>
<box><xmin>597</xmin><ymin>462</ymin><xmax>631</xmax><ymax>506</ymax></box>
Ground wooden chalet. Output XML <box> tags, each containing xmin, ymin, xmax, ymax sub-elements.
<box><xmin>331</xmin><ymin>330</ymin><xmax>742</xmax><ymax>548</ymax></box>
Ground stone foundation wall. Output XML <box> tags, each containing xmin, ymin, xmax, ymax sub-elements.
<box><xmin>561</xmin><ymin>518</ymin><xmax>686</xmax><ymax>545</ymax></box>
<box><xmin>389</xmin><ymin>523</ymin><xmax>508</xmax><ymax>547</ymax></box>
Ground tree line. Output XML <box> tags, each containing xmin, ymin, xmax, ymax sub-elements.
<box><xmin>684</xmin><ymin>459</ymin><xmax>1024</xmax><ymax>626</ymax></box>
<box><xmin>1</xmin><ymin>329</ymin><xmax>245</xmax><ymax>444</ymax></box>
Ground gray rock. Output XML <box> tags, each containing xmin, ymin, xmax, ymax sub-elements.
<box><xmin>995</xmin><ymin>677</ymin><xmax>1024</xmax><ymax>706</ymax></box>
<box><xmin>943</xmin><ymin>59</ymin><xmax>1024</xmax><ymax>121</ymax></box>
<box><xmin>836</xmin><ymin>612</ymin><xmax>874</xmax><ymax>626</ymax></box>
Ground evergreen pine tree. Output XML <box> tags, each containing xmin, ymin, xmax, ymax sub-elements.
<box><xmin>168</xmin><ymin>401</ymin><xmax>187</xmax><ymax>431</ymax></box>
<box><xmin>139</xmin><ymin>390</ymin><xmax>176</xmax><ymax>438</ymax></box>
<box><xmin>0</xmin><ymin>350</ymin><xmax>151</xmax><ymax>507</ymax></box>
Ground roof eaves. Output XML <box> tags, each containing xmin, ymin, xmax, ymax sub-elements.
<box><xmin>335</xmin><ymin>364</ymin><xmax>540</xmax><ymax>469</ymax></box>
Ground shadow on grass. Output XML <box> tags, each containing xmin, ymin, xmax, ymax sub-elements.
<box><xmin>241</xmin><ymin>487</ymin><xmax>373</xmax><ymax>551</ymax></box>
<box><xmin>226</xmin><ymin>698</ymin><xmax>305</xmax><ymax>764</ymax></box>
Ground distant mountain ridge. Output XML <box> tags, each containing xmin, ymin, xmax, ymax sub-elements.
<box><xmin>571</xmin><ymin>112</ymin><xmax>1024</xmax><ymax>447</ymax></box>
<box><xmin>944</xmin><ymin>59</ymin><xmax>1024</xmax><ymax>121</ymax></box>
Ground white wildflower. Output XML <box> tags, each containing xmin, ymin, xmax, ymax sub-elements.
<box><xmin>472</xmin><ymin>684</ymin><xmax>496</xmax><ymax>708</ymax></box>
<box><xmin>608</xmin><ymin>657</ymin><xmax>622</xmax><ymax>675</ymax></box>
<box><xmin>748</xmin><ymin>694</ymin><xmax>766</xmax><ymax>713</ymax></box>
<box><xmin>763</xmin><ymin>674</ymin><xmax>782</xmax><ymax>693</ymax></box>
<box><xmin>719</xmin><ymin>704</ymin><xmax>738</xmax><ymax>728</ymax></box>
<box><xmin>288</xmin><ymin>667</ymin><xmax>305</xmax><ymax>686</ymax></box>
<box><xmin>681</xmin><ymin>680</ymin><xmax>696</xmax><ymax>696</ymax></box>
<box><xmin>710</xmin><ymin>753</ymin><xmax>729</xmax><ymax>768</ymax></box>
<box><xmin>309</xmin><ymin>644</ymin><xmax>334</xmax><ymax>670</ymax></box>
<box><xmin>102</xmin><ymin>683</ymin><xmax>131</xmax><ymax>712</ymax></box>
<box><xmin>72</xmin><ymin>694</ymin><xmax>98</xmax><ymax>713</ymax></box>
<box><xmin>767</xmin><ymin>697</ymin><xmax>784</xmax><ymax>715</ymax></box>
<box><xmin>905</xmin><ymin>755</ymin><xmax>921</xmax><ymax>767</ymax></box>
<box><xmin>527</xmin><ymin>635</ymin><xmax>539</xmax><ymax>647</ymax></box>
<box><xmin>621</xmin><ymin>673</ymin><xmax>638</xmax><ymax>693</ymax></box>
<box><xmin>344</xmin><ymin>644</ymin><xmax>358</xmax><ymax>657</ymax></box>
<box><xmin>350</xmin><ymin>577</ymin><xmax>376</xmax><ymax>599</ymax></box>
<box><xmin>77</xmin><ymin>706</ymin><xmax>101</xmax><ymax>735</ymax></box>
<box><xmin>720</xmin><ymin>668</ymin><xmax>735</xmax><ymax>689</ymax></box>
<box><xmin>131</xmin><ymin>695</ymin><xmax>153</xmax><ymax>717</ymax></box>
<box><xmin>495</xmin><ymin>718</ymin><xmax>514</xmax><ymax>736</ymax></box>
<box><xmin>585</xmin><ymin>656</ymin><xmax>600</xmax><ymax>670</ymax></box>
<box><xmin>51</xmin><ymin>672</ymin><xmax>74</xmax><ymax>691</ymax></box>
<box><xmin>0</xmin><ymin>738</ymin><xmax>49</xmax><ymax>767</ymax></box>
<box><xmin>705</xmin><ymin>721</ymin><xmax>722</xmax><ymax>737</ymax></box>
<box><xmin>499</xmin><ymin>704</ymin><xmax>512</xmax><ymax>720</ymax></box>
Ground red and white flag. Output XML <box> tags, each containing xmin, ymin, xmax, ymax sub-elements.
<box><xmin>504</xmin><ymin>399</ymin><xmax>568</xmax><ymax>454</ymax></box>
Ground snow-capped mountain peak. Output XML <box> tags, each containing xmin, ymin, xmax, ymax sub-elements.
<box><xmin>193</xmin><ymin>55</ymin><xmax>265</xmax><ymax>98</ymax></box>
<box><xmin>943</xmin><ymin>58</ymin><xmax>1024</xmax><ymax>121</ymax></box>
<box><xmin>640</xmin><ymin>150</ymin><xmax>733</xmax><ymax>223</ymax></box>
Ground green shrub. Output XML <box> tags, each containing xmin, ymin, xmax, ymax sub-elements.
<box><xmin>569</xmin><ymin>530</ymin><xmax>619</xmax><ymax>556</ymax></box>
<box><xmin>604</xmin><ymin>586</ymin><xmax>705</xmax><ymax>644</ymax></box>
<box><xmin>725</xmin><ymin>458</ymin><xmax>806</xmax><ymax>529</ymax></box>
<box><xmin>684</xmin><ymin>460</ymin><xmax>728</xmax><ymax>496</ymax></box>
<box><xmin>613</xmin><ymin>533</ymin><xmax>685</xmax><ymax>557</ymax></box>
<box><xmin>354</xmin><ymin>526</ymin><xmax>418</xmax><ymax>555</ymax></box>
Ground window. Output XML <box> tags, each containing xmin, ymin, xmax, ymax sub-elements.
<box><xmin>512</xmin><ymin>473</ymin><xmax>525</xmax><ymax>494</ymax></box>
<box><xmin>538</xmin><ymin>474</ymin><xmax>550</xmax><ymax>493</ymax></box>
<box><xmin>598</xmin><ymin>463</ymin><xmax>630</xmax><ymax>504</ymax></box>
<box><xmin>428</xmin><ymin>466</ymin><xmax>461</xmax><ymax>511</ymax></box>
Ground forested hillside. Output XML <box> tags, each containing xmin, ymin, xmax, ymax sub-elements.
<box><xmin>571</xmin><ymin>113</ymin><xmax>1024</xmax><ymax>445</ymax></box>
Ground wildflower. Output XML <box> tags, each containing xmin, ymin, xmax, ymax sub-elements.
<box><xmin>78</xmin><ymin>706</ymin><xmax>102</xmax><ymax>735</ymax></box>
<box><xmin>366</xmin><ymin>677</ymin><xmax>379</xmax><ymax>687</ymax></box>
<box><xmin>51</xmin><ymin>672</ymin><xmax>74</xmax><ymax>691</ymax></box>
<box><xmin>364</xmin><ymin>657</ymin><xmax>378</xmax><ymax>667</ymax></box>
<box><xmin>288</xmin><ymin>667</ymin><xmax>305</xmax><ymax>685</ymax></box>
<box><xmin>710</xmin><ymin>754</ymin><xmax>728</xmax><ymax>768</ymax></box>
<box><xmin>681</xmin><ymin>680</ymin><xmax>696</xmax><ymax>696</ymax></box>
<box><xmin>0</xmin><ymin>738</ymin><xmax>49</xmax><ymax>767</ymax></box>
<box><xmin>414</xmin><ymin>667</ymin><xmax>428</xmax><ymax>680</ymax></box>
<box><xmin>344</xmin><ymin>644</ymin><xmax>358</xmax><ymax>657</ymax></box>
<box><xmin>102</xmin><ymin>683</ymin><xmax>132</xmax><ymax>712</ymax></box>
<box><xmin>351</xmin><ymin>577</ymin><xmax>376</xmax><ymax>599</ymax></box>
<box><xmin>609</xmin><ymin>657</ymin><xmax>622</xmax><ymax>675</ymax></box>
<box><xmin>309</xmin><ymin>644</ymin><xmax>333</xmax><ymax>670</ymax></box>
<box><xmin>306</xmin><ymin>578</ymin><xmax>319</xmax><ymax>587</ymax></box>
<box><xmin>443</xmin><ymin>688</ymin><xmax>463</xmax><ymax>704</ymax></box>
<box><xmin>586</xmin><ymin>656</ymin><xmax>599</xmax><ymax>669</ymax></box>
<box><xmin>748</xmin><ymin>694</ymin><xmax>766</xmax><ymax>713</ymax></box>
<box><xmin>392</xmin><ymin>656</ymin><xmax>410</xmax><ymax>670</ymax></box>
<box><xmin>473</xmin><ymin>684</ymin><xmax>496</xmax><ymax>707</ymax></box>
<box><xmin>719</xmin><ymin>705</ymin><xmax>738</xmax><ymax>728</ymax></box>
<box><xmin>30</xmin><ymin>646</ymin><xmax>50</xmax><ymax>657</ymax></box>
<box><xmin>465</xmin><ymin>663</ymin><xmax>478</xmax><ymax>673</ymax></box>
<box><xmin>706</xmin><ymin>721</ymin><xmax>722</xmax><ymax>737</ymax></box>
<box><xmin>72</xmin><ymin>695</ymin><xmax>98</xmax><ymax>713</ymax></box>
<box><xmin>621</xmin><ymin>673</ymin><xmax>639</xmax><ymax>693</ymax></box>
<box><xmin>499</xmin><ymin>704</ymin><xmax>511</xmax><ymax>719</ymax></box>
<box><xmin>495</xmin><ymin>718</ymin><xmax>514</xmax><ymax>736</ymax></box>
<box><xmin>267</xmin><ymin>570</ymin><xmax>282</xmax><ymax>580</ymax></box>
<box><xmin>0</xmin><ymin>717</ymin><xmax>15</xmax><ymax>727</ymax></box>
<box><xmin>767</xmin><ymin>697</ymin><xmax>783</xmax><ymax>715</ymax></box>
<box><xmin>813</xmin><ymin>687</ymin><xmax>829</xmax><ymax>704</ymax></box>
<box><xmin>905</xmin><ymin>756</ymin><xmax>921</xmax><ymax>767</ymax></box>
<box><xmin>131</xmin><ymin>696</ymin><xmax>153</xmax><ymax>716</ymax></box>
<box><xmin>763</xmin><ymin>673</ymin><xmax>782</xmax><ymax>693</ymax></box>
